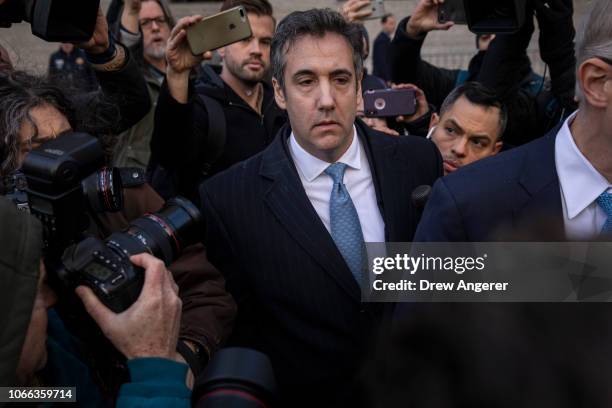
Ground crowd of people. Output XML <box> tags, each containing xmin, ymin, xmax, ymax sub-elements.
<box><xmin>1</xmin><ymin>0</ymin><xmax>612</xmax><ymax>406</ymax></box>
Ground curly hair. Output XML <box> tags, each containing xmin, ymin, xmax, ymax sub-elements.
<box><xmin>0</xmin><ymin>71</ymin><xmax>76</xmax><ymax>176</ymax></box>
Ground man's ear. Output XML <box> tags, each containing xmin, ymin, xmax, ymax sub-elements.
<box><xmin>430</xmin><ymin>112</ymin><xmax>440</xmax><ymax>128</ymax></box>
<box><xmin>492</xmin><ymin>140</ymin><xmax>503</xmax><ymax>155</ymax></box>
<box><xmin>272</xmin><ymin>77</ymin><xmax>287</xmax><ymax>110</ymax></box>
<box><xmin>217</xmin><ymin>47</ymin><xmax>226</xmax><ymax>59</ymax></box>
<box><xmin>578</xmin><ymin>58</ymin><xmax>611</xmax><ymax>109</ymax></box>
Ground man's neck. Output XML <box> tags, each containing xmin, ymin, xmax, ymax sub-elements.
<box><xmin>221</xmin><ymin>68</ymin><xmax>263</xmax><ymax>114</ymax></box>
<box><xmin>145</xmin><ymin>56</ymin><xmax>166</xmax><ymax>74</ymax></box>
<box><xmin>571</xmin><ymin>108</ymin><xmax>612</xmax><ymax>183</ymax></box>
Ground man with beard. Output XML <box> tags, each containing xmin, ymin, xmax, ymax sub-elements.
<box><xmin>149</xmin><ymin>0</ymin><xmax>286</xmax><ymax>202</ymax></box>
<box><xmin>112</xmin><ymin>0</ymin><xmax>176</xmax><ymax>169</ymax></box>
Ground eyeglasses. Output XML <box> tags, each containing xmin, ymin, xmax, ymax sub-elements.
<box><xmin>139</xmin><ymin>16</ymin><xmax>168</xmax><ymax>28</ymax></box>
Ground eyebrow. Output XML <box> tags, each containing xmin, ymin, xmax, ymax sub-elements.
<box><xmin>292</xmin><ymin>68</ymin><xmax>353</xmax><ymax>79</ymax></box>
<box><xmin>446</xmin><ymin>118</ymin><xmax>494</xmax><ymax>141</ymax></box>
<box><xmin>445</xmin><ymin>118</ymin><xmax>464</xmax><ymax>134</ymax></box>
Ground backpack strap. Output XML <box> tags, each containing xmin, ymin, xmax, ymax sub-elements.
<box><xmin>195</xmin><ymin>92</ymin><xmax>226</xmax><ymax>177</ymax></box>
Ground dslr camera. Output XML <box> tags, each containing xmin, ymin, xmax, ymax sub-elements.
<box><xmin>0</xmin><ymin>0</ymin><xmax>99</xmax><ymax>41</ymax></box>
<box><xmin>4</xmin><ymin>132</ymin><xmax>202</xmax><ymax>312</ymax></box>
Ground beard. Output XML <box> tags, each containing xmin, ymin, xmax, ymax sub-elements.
<box><xmin>225</xmin><ymin>55</ymin><xmax>268</xmax><ymax>85</ymax></box>
<box><xmin>144</xmin><ymin>42</ymin><xmax>166</xmax><ymax>61</ymax></box>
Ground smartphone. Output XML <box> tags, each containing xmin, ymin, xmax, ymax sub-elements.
<box><xmin>186</xmin><ymin>6</ymin><xmax>253</xmax><ymax>55</ymax></box>
<box><xmin>362</xmin><ymin>0</ymin><xmax>387</xmax><ymax>21</ymax></box>
<box><xmin>364</xmin><ymin>88</ymin><xmax>417</xmax><ymax>118</ymax></box>
<box><xmin>438</xmin><ymin>0</ymin><xmax>467</xmax><ymax>25</ymax></box>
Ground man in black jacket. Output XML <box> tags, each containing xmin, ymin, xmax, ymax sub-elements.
<box><xmin>150</xmin><ymin>0</ymin><xmax>285</xmax><ymax>202</ymax></box>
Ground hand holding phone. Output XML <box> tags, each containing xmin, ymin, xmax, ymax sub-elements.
<box><xmin>166</xmin><ymin>15</ymin><xmax>208</xmax><ymax>75</ymax></box>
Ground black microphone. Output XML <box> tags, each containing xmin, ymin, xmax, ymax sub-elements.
<box><xmin>411</xmin><ymin>185</ymin><xmax>432</xmax><ymax>219</ymax></box>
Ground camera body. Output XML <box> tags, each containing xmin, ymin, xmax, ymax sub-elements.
<box><xmin>0</xmin><ymin>0</ymin><xmax>99</xmax><ymax>41</ymax></box>
<box><xmin>60</xmin><ymin>196</ymin><xmax>202</xmax><ymax>312</ymax></box>
<box><xmin>6</xmin><ymin>132</ymin><xmax>202</xmax><ymax>312</ymax></box>
<box><xmin>437</xmin><ymin>0</ymin><xmax>527</xmax><ymax>34</ymax></box>
<box><xmin>20</xmin><ymin>132</ymin><xmax>122</xmax><ymax>253</ymax></box>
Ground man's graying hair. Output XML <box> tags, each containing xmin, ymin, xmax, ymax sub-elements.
<box><xmin>575</xmin><ymin>0</ymin><xmax>612</xmax><ymax>102</ymax></box>
<box><xmin>271</xmin><ymin>9</ymin><xmax>364</xmax><ymax>90</ymax></box>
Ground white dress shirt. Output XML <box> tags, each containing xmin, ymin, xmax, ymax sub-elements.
<box><xmin>288</xmin><ymin>126</ymin><xmax>386</xmax><ymax>244</ymax></box>
<box><xmin>555</xmin><ymin>111</ymin><xmax>612</xmax><ymax>240</ymax></box>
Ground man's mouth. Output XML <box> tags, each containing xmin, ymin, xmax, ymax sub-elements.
<box><xmin>245</xmin><ymin>59</ymin><xmax>263</xmax><ymax>69</ymax></box>
<box><xmin>314</xmin><ymin>120</ymin><xmax>340</xmax><ymax>129</ymax></box>
<box><xmin>443</xmin><ymin>159</ymin><xmax>460</xmax><ymax>174</ymax></box>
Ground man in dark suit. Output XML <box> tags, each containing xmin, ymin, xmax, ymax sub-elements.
<box><xmin>200</xmin><ymin>8</ymin><xmax>442</xmax><ymax>406</ymax></box>
<box><xmin>373</xmin><ymin>14</ymin><xmax>396</xmax><ymax>82</ymax></box>
<box><xmin>415</xmin><ymin>0</ymin><xmax>612</xmax><ymax>243</ymax></box>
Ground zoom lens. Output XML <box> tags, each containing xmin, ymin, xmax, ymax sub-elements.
<box><xmin>117</xmin><ymin>196</ymin><xmax>203</xmax><ymax>264</ymax></box>
<box><xmin>82</xmin><ymin>167</ymin><xmax>124</xmax><ymax>213</ymax></box>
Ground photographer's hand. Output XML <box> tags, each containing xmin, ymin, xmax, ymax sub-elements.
<box><xmin>166</xmin><ymin>15</ymin><xmax>212</xmax><ymax>103</ymax></box>
<box><xmin>75</xmin><ymin>253</ymin><xmax>182</xmax><ymax>361</ymax></box>
<box><xmin>339</xmin><ymin>0</ymin><xmax>373</xmax><ymax>23</ymax></box>
<box><xmin>77</xmin><ymin>7</ymin><xmax>111</xmax><ymax>55</ymax></box>
<box><xmin>406</xmin><ymin>0</ymin><xmax>453</xmax><ymax>39</ymax></box>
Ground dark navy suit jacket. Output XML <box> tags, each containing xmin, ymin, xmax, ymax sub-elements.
<box><xmin>200</xmin><ymin>119</ymin><xmax>442</xmax><ymax>405</ymax></box>
<box><xmin>415</xmin><ymin>125</ymin><xmax>565</xmax><ymax>242</ymax></box>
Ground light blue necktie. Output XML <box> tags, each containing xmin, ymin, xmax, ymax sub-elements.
<box><xmin>596</xmin><ymin>192</ymin><xmax>612</xmax><ymax>234</ymax></box>
<box><xmin>325</xmin><ymin>162</ymin><xmax>366</xmax><ymax>285</ymax></box>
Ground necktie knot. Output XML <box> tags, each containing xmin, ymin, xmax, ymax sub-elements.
<box><xmin>596</xmin><ymin>192</ymin><xmax>612</xmax><ymax>235</ymax></box>
<box><xmin>325</xmin><ymin>162</ymin><xmax>348</xmax><ymax>185</ymax></box>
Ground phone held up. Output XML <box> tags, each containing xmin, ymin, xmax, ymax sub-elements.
<box><xmin>438</xmin><ymin>0</ymin><xmax>467</xmax><ymax>25</ymax></box>
<box><xmin>361</xmin><ymin>0</ymin><xmax>387</xmax><ymax>21</ymax></box>
<box><xmin>363</xmin><ymin>88</ymin><xmax>417</xmax><ymax>118</ymax></box>
<box><xmin>186</xmin><ymin>6</ymin><xmax>253</xmax><ymax>55</ymax></box>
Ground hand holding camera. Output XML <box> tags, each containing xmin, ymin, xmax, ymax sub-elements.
<box><xmin>407</xmin><ymin>0</ymin><xmax>454</xmax><ymax>39</ymax></box>
<box><xmin>77</xmin><ymin>7</ymin><xmax>110</xmax><ymax>56</ymax></box>
<box><xmin>75</xmin><ymin>253</ymin><xmax>183</xmax><ymax>361</ymax></box>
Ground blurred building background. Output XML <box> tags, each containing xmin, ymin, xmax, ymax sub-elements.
<box><xmin>0</xmin><ymin>0</ymin><xmax>595</xmax><ymax>77</ymax></box>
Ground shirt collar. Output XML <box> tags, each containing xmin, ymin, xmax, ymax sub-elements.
<box><xmin>556</xmin><ymin>111</ymin><xmax>612</xmax><ymax>219</ymax></box>
<box><xmin>289</xmin><ymin>125</ymin><xmax>361</xmax><ymax>182</ymax></box>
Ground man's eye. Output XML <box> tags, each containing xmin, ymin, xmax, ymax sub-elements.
<box><xmin>299</xmin><ymin>79</ymin><xmax>314</xmax><ymax>86</ymax></box>
<box><xmin>445</xmin><ymin>127</ymin><xmax>455</xmax><ymax>134</ymax></box>
<box><xmin>335</xmin><ymin>77</ymin><xmax>350</xmax><ymax>85</ymax></box>
<box><xmin>471</xmin><ymin>139</ymin><xmax>486</xmax><ymax>147</ymax></box>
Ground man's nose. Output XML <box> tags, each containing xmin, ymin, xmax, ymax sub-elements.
<box><xmin>151</xmin><ymin>20</ymin><xmax>161</xmax><ymax>31</ymax></box>
<box><xmin>451</xmin><ymin>137</ymin><xmax>468</xmax><ymax>157</ymax></box>
<box><xmin>317</xmin><ymin>80</ymin><xmax>335</xmax><ymax>111</ymax></box>
<box><xmin>248</xmin><ymin>38</ymin><xmax>262</xmax><ymax>55</ymax></box>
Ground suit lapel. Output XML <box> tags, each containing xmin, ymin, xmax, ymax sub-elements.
<box><xmin>260</xmin><ymin>127</ymin><xmax>361</xmax><ymax>302</ymax></box>
<box><xmin>357</xmin><ymin>120</ymin><xmax>414</xmax><ymax>241</ymax></box>
<box><xmin>513</xmin><ymin>127</ymin><xmax>564</xmax><ymax>235</ymax></box>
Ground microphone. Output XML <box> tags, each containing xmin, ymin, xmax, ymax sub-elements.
<box><xmin>411</xmin><ymin>185</ymin><xmax>432</xmax><ymax>218</ymax></box>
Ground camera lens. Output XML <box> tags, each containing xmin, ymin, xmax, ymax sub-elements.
<box><xmin>121</xmin><ymin>196</ymin><xmax>203</xmax><ymax>264</ymax></box>
<box><xmin>82</xmin><ymin>167</ymin><xmax>124</xmax><ymax>213</ymax></box>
